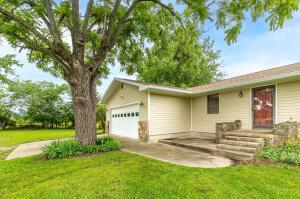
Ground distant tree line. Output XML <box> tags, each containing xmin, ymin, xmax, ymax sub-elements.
<box><xmin>0</xmin><ymin>80</ymin><xmax>106</xmax><ymax>130</ymax></box>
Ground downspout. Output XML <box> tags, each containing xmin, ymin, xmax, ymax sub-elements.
<box><xmin>148</xmin><ymin>91</ymin><xmax>151</xmax><ymax>136</ymax></box>
<box><xmin>190</xmin><ymin>97</ymin><xmax>193</xmax><ymax>132</ymax></box>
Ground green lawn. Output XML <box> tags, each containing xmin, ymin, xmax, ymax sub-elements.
<box><xmin>0</xmin><ymin>129</ymin><xmax>104</xmax><ymax>147</ymax></box>
<box><xmin>0</xmin><ymin>151</ymin><xmax>299</xmax><ymax>199</ymax></box>
<box><xmin>0</xmin><ymin>129</ymin><xmax>76</xmax><ymax>147</ymax></box>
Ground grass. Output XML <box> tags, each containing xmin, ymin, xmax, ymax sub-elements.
<box><xmin>0</xmin><ymin>129</ymin><xmax>103</xmax><ymax>147</ymax></box>
<box><xmin>0</xmin><ymin>149</ymin><xmax>12</xmax><ymax>160</ymax></box>
<box><xmin>0</xmin><ymin>151</ymin><xmax>300</xmax><ymax>199</ymax></box>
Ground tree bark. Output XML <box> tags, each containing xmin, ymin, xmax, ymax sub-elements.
<box><xmin>67</xmin><ymin>61</ymin><xmax>97</xmax><ymax>145</ymax></box>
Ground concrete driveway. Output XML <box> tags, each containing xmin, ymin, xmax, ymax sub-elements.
<box><xmin>5</xmin><ymin>135</ymin><xmax>233</xmax><ymax>168</ymax></box>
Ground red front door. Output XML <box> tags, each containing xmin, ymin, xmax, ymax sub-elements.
<box><xmin>253</xmin><ymin>86</ymin><xmax>275</xmax><ymax>128</ymax></box>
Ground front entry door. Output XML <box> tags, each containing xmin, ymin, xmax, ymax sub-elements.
<box><xmin>252</xmin><ymin>86</ymin><xmax>275</xmax><ymax>128</ymax></box>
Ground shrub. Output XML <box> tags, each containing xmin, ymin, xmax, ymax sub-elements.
<box><xmin>257</xmin><ymin>143</ymin><xmax>300</xmax><ymax>165</ymax></box>
<box><xmin>43</xmin><ymin>136</ymin><xmax>119</xmax><ymax>159</ymax></box>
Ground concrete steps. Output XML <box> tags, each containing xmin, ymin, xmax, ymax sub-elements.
<box><xmin>215</xmin><ymin>149</ymin><xmax>255</xmax><ymax>160</ymax></box>
<box><xmin>217</xmin><ymin>144</ymin><xmax>258</xmax><ymax>153</ymax></box>
<box><xmin>216</xmin><ymin>130</ymin><xmax>273</xmax><ymax>160</ymax></box>
<box><xmin>225</xmin><ymin>136</ymin><xmax>264</xmax><ymax>143</ymax></box>
<box><xmin>159</xmin><ymin>130</ymin><xmax>273</xmax><ymax>161</ymax></box>
<box><xmin>219</xmin><ymin>140</ymin><xmax>261</xmax><ymax>148</ymax></box>
<box><xmin>223</xmin><ymin>130</ymin><xmax>274</xmax><ymax>139</ymax></box>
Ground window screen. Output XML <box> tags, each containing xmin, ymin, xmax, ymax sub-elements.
<box><xmin>207</xmin><ymin>94</ymin><xmax>219</xmax><ymax>114</ymax></box>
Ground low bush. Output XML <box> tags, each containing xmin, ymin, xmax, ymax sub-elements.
<box><xmin>257</xmin><ymin>143</ymin><xmax>300</xmax><ymax>165</ymax></box>
<box><xmin>43</xmin><ymin>136</ymin><xmax>119</xmax><ymax>159</ymax></box>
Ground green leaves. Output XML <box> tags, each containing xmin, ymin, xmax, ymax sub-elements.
<box><xmin>258</xmin><ymin>143</ymin><xmax>300</xmax><ymax>165</ymax></box>
<box><xmin>7</xmin><ymin>80</ymin><xmax>72</xmax><ymax>128</ymax></box>
<box><xmin>42</xmin><ymin>136</ymin><xmax>119</xmax><ymax>159</ymax></box>
<box><xmin>0</xmin><ymin>54</ymin><xmax>22</xmax><ymax>84</ymax></box>
<box><xmin>216</xmin><ymin>0</ymin><xmax>300</xmax><ymax>44</ymax></box>
<box><xmin>137</xmin><ymin>21</ymin><xmax>222</xmax><ymax>88</ymax></box>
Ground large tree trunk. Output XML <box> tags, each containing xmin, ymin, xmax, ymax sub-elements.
<box><xmin>68</xmin><ymin>61</ymin><xmax>97</xmax><ymax>145</ymax></box>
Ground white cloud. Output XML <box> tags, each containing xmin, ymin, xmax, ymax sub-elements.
<box><xmin>219</xmin><ymin>14</ymin><xmax>300</xmax><ymax>78</ymax></box>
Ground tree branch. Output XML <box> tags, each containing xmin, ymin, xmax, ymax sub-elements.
<box><xmin>90</xmin><ymin>0</ymin><xmax>184</xmax><ymax>72</ymax></box>
<box><xmin>108</xmin><ymin>0</ymin><xmax>141</xmax><ymax>44</ymax></box>
<box><xmin>106</xmin><ymin>0</ymin><xmax>121</xmax><ymax>40</ymax></box>
<box><xmin>15</xmin><ymin>35</ymin><xmax>70</xmax><ymax>70</ymax></box>
<box><xmin>0</xmin><ymin>6</ymin><xmax>53</xmax><ymax>48</ymax></box>
<box><xmin>87</xmin><ymin>0</ymin><xmax>141</xmax><ymax>71</ymax></box>
<box><xmin>44</xmin><ymin>0</ymin><xmax>61</xmax><ymax>42</ymax></box>
<box><xmin>110</xmin><ymin>0</ymin><xmax>184</xmax><ymax>46</ymax></box>
<box><xmin>142</xmin><ymin>0</ymin><xmax>184</xmax><ymax>27</ymax></box>
<box><xmin>70</xmin><ymin>0</ymin><xmax>82</xmax><ymax>52</ymax></box>
<box><xmin>102</xmin><ymin>0</ymin><xmax>109</xmax><ymax>37</ymax></box>
<box><xmin>82</xmin><ymin>0</ymin><xmax>94</xmax><ymax>39</ymax></box>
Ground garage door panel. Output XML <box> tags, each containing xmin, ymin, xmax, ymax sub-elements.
<box><xmin>110</xmin><ymin>104</ymin><xmax>139</xmax><ymax>139</ymax></box>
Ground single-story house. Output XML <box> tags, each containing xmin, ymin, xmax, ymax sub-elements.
<box><xmin>101</xmin><ymin>63</ymin><xmax>300</xmax><ymax>143</ymax></box>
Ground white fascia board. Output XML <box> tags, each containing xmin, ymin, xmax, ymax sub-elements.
<box><xmin>101</xmin><ymin>78</ymin><xmax>144</xmax><ymax>104</ymax></box>
<box><xmin>115</xmin><ymin>78</ymin><xmax>144</xmax><ymax>87</ymax></box>
<box><xmin>139</xmin><ymin>85</ymin><xmax>192</xmax><ymax>94</ymax></box>
<box><xmin>100</xmin><ymin>79</ymin><xmax>117</xmax><ymax>104</ymax></box>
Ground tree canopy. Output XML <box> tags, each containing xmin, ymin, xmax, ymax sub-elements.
<box><xmin>5</xmin><ymin>80</ymin><xmax>74</xmax><ymax>129</ymax></box>
<box><xmin>136</xmin><ymin>22</ymin><xmax>223</xmax><ymax>88</ymax></box>
<box><xmin>0</xmin><ymin>55</ymin><xmax>22</xmax><ymax>84</ymax></box>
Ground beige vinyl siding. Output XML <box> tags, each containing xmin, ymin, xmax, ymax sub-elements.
<box><xmin>192</xmin><ymin>89</ymin><xmax>252</xmax><ymax>133</ymax></box>
<box><xmin>149</xmin><ymin>94</ymin><xmax>191</xmax><ymax>136</ymax></box>
<box><xmin>106</xmin><ymin>84</ymin><xmax>148</xmax><ymax>121</ymax></box>
<box><xmin>277</xmin><ymin>80</ymin><xmax>300</xmax><ymax>122</ymax></box>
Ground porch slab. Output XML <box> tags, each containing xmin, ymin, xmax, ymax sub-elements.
<box><xmin>159</xmin><ymin>138</ymin><xmax>218</xmax><ymax>154</ymax></box>
<box><xmin>116</xmin><ymin>136</ymin><xmax>233</xmax><ymax>168</ymax></box>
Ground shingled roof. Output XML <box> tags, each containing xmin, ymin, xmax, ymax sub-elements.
<box><xmin>189</xmin><ymin>62</ymin><xmax>300</xmax><ymax>92</ymax></box>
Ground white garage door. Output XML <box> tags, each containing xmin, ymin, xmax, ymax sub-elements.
<box><xmin>110</xmin><ymin>104</ymin><xmax>139</xmax><ymax>139</ymax></box>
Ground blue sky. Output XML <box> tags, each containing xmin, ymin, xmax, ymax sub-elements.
<box><xmin>1</xmin><ymin>2</ymin><xmax>300</xmax><ymax>94</ymax></box>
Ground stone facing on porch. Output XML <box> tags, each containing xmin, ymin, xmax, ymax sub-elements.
<box><xmin>216</xmin><ymin>120</ymin><xmax>242</xmax><ymax>143</ymax></box>
<box><xmin>273</xmin><ymin>121</ymin><xmax>300</xmax><ymax>145</ymax></box>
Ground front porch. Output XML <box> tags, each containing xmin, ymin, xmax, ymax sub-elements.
<box><xmin>159</xmin><ymin>129</ymin><xmax>274</xmax><ymax>161</ymax></box>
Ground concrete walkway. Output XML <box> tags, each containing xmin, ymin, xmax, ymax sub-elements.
<box><xmin>5</xmin><ymin>136</ymin><xmax>233</xmax><ymax>168</ymax></box>
<box><xmin>6</xmin><ymin>140</ymin><xmax>53</xmax><ymax>160</ymax></box>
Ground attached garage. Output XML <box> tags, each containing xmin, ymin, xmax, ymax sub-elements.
<box><xmin>102</xmin><ymin>79</ymin><xmax>149</xmax><ymax>140</ymax></box>
<box><xmin>101</xmin><ymin>78</ymin><xmax>192</xmax><ymax>142</ymax></box>
<box><xmin>110</xmin><ymin>104</ymin><xmax>139</xmax><ymax>139</ymax></box>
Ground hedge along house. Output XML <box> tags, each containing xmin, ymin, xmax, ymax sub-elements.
<box><xmin>101</xmin><ymin>63</ymin><xmax>300</xmax><ymax>144</ymax></box>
